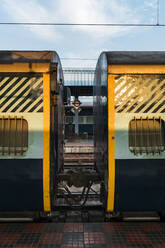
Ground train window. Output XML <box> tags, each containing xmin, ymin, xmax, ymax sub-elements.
<box><xmin>0</xmin><ymin>116</ymin><xmax>28</xmax><ymax>156</ymax></box>
<box><xmin>115</xmin><ymin>74</ymin><xmax>165</xmax><ymax>113</ymax></box>
<box><xmin>129</xmin><ymin>117</ymin><xmax>165</xmax><ymax>155</ymax></box>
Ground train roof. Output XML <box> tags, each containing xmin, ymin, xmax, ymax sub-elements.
<box><xmin>102</xmin><ymin>51</ymin><xmax>165</xmax><ymax>65</ymax></box>
<box><xmin>0</xmin><ymin>50</ymin><xmax>64</xmax><ymax>82</ymax></box>
<box><xmin>0</xmin><ymin>50</ymin><xmax>61</xmax><ymax>64</ymax></box>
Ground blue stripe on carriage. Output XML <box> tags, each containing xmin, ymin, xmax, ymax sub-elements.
<box><xmin>114</xmin><ymin>159</ymin><xmax>165</xmax><ymax>212</ymax></box>
<box><xmin>0</xmin><ymin>159</ymin><xmax>43</xmax><ymax>211</ymax></box>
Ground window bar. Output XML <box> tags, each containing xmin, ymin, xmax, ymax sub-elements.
<box><xmin>2</xmin><ymin>116</ymin><xmax>4</xmax><ymax>155</ymax></box>
<box><xmin>21</xmin><ymin>116</ymin><xmax>23</xmax><ymax>155</ymax></box>
<box><xmin>140</xmin><ymin>116</ymin><xmax>143</xmax><ymax>155</ymax></box>
<box><xmin>8</xmin><ymin>116</ymin><xmax>11</xmax><ymax>155</ymax></box>
<box><xmin>159</xmin><ymin>117</ymin><xmax>162</xmax><ymax>154</ymax></box>
<box><xmin>134</xmin><ymin>116</ymin><xmax>137</xmax><ymax>155</ymax></box>
<box><xmin>147</xmin><ymin>117</ymin><xmax>150</xmax><ymax>155</ymax></box>
<box><xmin>153</xmin><ymin>117</ymin><xmax>156</xmax><ymax>155</ymax></box>
<box><xmin>156</xmin><ymin>117</ymin><xmax>159</xmax><ymax>154</ymax></box>
<box><xmin>155</xmin><ymin>116</ymin><xmax>158</xmax><ymax>154</ymax></box>
<box><xmin>14</xmin><ymin>116</ymin><xmax>17</xmax><ymax>156</ymax></box>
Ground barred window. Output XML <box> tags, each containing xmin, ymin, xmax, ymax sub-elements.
<box><xmin>0</xmin><ymin>116</ymin><xmax>28</xmax><ymax>156</ymax></box>
<box><xmin>129</xmin><ymin>117</ymin><xmax>165</xmax><ymax>155</ymax></box>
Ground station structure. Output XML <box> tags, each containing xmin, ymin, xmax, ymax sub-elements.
<box><xmin>63</xmin><ymin>68</ymin><xmax>94</xmax><ymax>137</ymax></box>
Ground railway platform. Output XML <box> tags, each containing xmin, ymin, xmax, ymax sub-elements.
<box><xmin>0</xmin><ymin>221</ymin><xmax>165</xmax><ymax>247</ymax></box>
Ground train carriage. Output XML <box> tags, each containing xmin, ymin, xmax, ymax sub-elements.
<box><xmin>94</xmin><ymin>52</ymin><xmax>165</xmax><ymax>213</ymax></box>
<box><xmin>0</xmin><ymin>51</ymin><xmax>64</xmax><ymax>213</ymax></box>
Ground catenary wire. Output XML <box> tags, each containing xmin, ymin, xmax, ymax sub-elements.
<box><xmin>0</xmin><ymin>1</ymin><xmax>161</xmax><ymax>27</ymax></box>
<box><xmin>61</xmin><ymin>58</ymin><xmax>97</xmax><ymax>60</ymax></box>
<box><xmin>0</xmin><ymin>22</ymin><xmax>164</xmax><ymax>26</ymax></box>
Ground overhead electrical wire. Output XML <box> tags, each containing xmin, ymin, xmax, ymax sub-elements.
<box><xmin>0</xmin><ymin>0</ymin><xmax>161</xmax><ymax>27</ymax></box>
<box><xmin>0</xmin><ymin>0</ymin><xmax>160</xmax><ymax>27</ymax></box>
<box><xmin>0</xmin><ymin>2</ymin><xmax>160</xmax><ymax>63</ymax></box>
<box><xmin>61</xmin><ymin>58</ymin><xmax>97</xmax><ymax>60</ymax></box>
<box><xmin>0</xmin><ymin>22</ymin><xmax>164</xmax><ymax>27</ymax></box>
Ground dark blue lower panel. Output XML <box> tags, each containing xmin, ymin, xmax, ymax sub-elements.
<box><xmin>114</xmin><ymin>159</ymin><xmax>165</xmax><ymax>211</ymax></box>
<box><xmin>0</xmin><ymin>159</ymin><xmax>43</xmax><ymax>211</ymax></box>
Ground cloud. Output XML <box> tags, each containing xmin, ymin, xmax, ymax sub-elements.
<box><xmin>1</xmin><ymin>0</ymin><xmax>156</xmax><ymax>41</ymax></box>
<box><xmin>1</xmin><ymin>0</ymin><xmax>61</xmax><ymax>41</ymax></box>
<box><xmin>144</xmin><ymin>0</ymin><xmax>157</xmax><ymax>9</ymax></box>
<box><xmin>55</xmin><ymin>0</ymin><xmax>141</xmax><ymax>38</ymax></box>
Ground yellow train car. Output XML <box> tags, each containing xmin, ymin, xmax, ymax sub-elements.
<box><xmin>94</xmin><ymin>52</ymin><xmax>165</xmax><ymax>213</ymax></box>
<box><xmin>0</xmin><ymin>51</ymin><xmax>64</xmax><ymax>213</ymax></box>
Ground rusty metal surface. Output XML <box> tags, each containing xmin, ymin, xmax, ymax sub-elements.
<box><xmin>0</xmin><ymin>51</ymin><xmax>57</xmax><ymax>63</ymax></box>
<box><xmin>129</xmin><ymin>117</ymin><xmax>165</xmax><ymax>155</ymax></box>
<box><xmin>0</xmin><ymin>116</ymin><xmax>28</xmax><ymax>156</ymax></box>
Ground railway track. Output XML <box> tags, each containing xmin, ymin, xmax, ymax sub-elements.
<box><xmin>60</xmin><ymin>140</ymin><xmax>101</xmax><ymax>209</ymax></box>
<box><xmin>64</xmin><ymin>153</ymin><xmax>94</xmax><ymax>167</ymax></box>
<box><xmin>64</xmin><ymin>142</ymin><xmax>94</xmax><ymax>167</ymax></box>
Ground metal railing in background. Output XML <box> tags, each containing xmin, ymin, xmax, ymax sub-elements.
<box><xmin>63</xmin><ymin>68</ymin><xmax>95</xmax><ymax>86</ymax></box>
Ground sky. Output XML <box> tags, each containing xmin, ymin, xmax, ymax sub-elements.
<box><xmin>0</xmin><ymin>0</ymin><xmax>165</xmax><ymax>68</ymax></box>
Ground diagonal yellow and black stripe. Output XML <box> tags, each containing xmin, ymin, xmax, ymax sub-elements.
<box><xmin>0</xmin><ymin>75</ymin><xmax>43</xmax><ymax>113</ymax></box>
<box><xmin>115</xmin><ymin>74</ymin><xmax>165</xmax><ymax>113</ymax></box>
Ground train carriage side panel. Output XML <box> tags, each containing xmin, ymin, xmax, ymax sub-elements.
<box><xmin>0</xmin><ymin>71</ymin><xmax>45</xmax><ymax>211</ymax></box>
<box><xmin>106</xmin><ymin>52</ymin><xmax>165</xmax><ymax>212</ymax></box>
<box><xmin>0</xmin><ymin>51</ymin><xmax>64</xmax><ymax>212</ymax></box>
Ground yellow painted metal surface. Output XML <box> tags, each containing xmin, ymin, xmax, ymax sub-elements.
<box><xmin>109</xmin><ymin>65</ymin><xmax>165</xmax><ymax>74</ymax></box>
<box><xmin>0</xmin><ymin>63</ymin><xmax>50</xmax><ymax>73</ymax></box>
<box><xmin>114</xmin><ymin>75</ymin><xmax>165</xmax><ymax>113</ymax></box>
<box><xmin>107</xmin><ymin>73</ymin><xmax>115</xmax><ymax>212</ymax></box>
<box><xmin>0</xmin><ymin>76</ymin><xmax>43</xmax><ymax>113</ymax></box>
<box><xmin>43</xmin><ymin>73</ymin><xmax>51</xmax><ymax>212</ymax></box>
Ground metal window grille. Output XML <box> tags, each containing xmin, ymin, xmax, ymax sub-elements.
<box><xmin>0</xmin><ymin>116</ymin><xmax>28</xmax><ymax>156</ymax></box>
<box><xmin>129</xmin><ymin>117</ymin><xmax>165</xmax><ymax>155</ymax></box>
<box><xmin>115</xmin><ymin>74</ymin><xmax>165</xmax><ymax>113</ymax></box>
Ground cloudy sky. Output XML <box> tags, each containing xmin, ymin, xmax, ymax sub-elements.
<box><xmin>0</xmin><ymin>0</ymin><xmax>165</xmax><ymax>67</ymax></box>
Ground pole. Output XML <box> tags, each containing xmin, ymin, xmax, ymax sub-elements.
<box><xmin>75</xmin><ymin>109</ymin><xmax>79</xmax><ymax>135</ymax></box>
